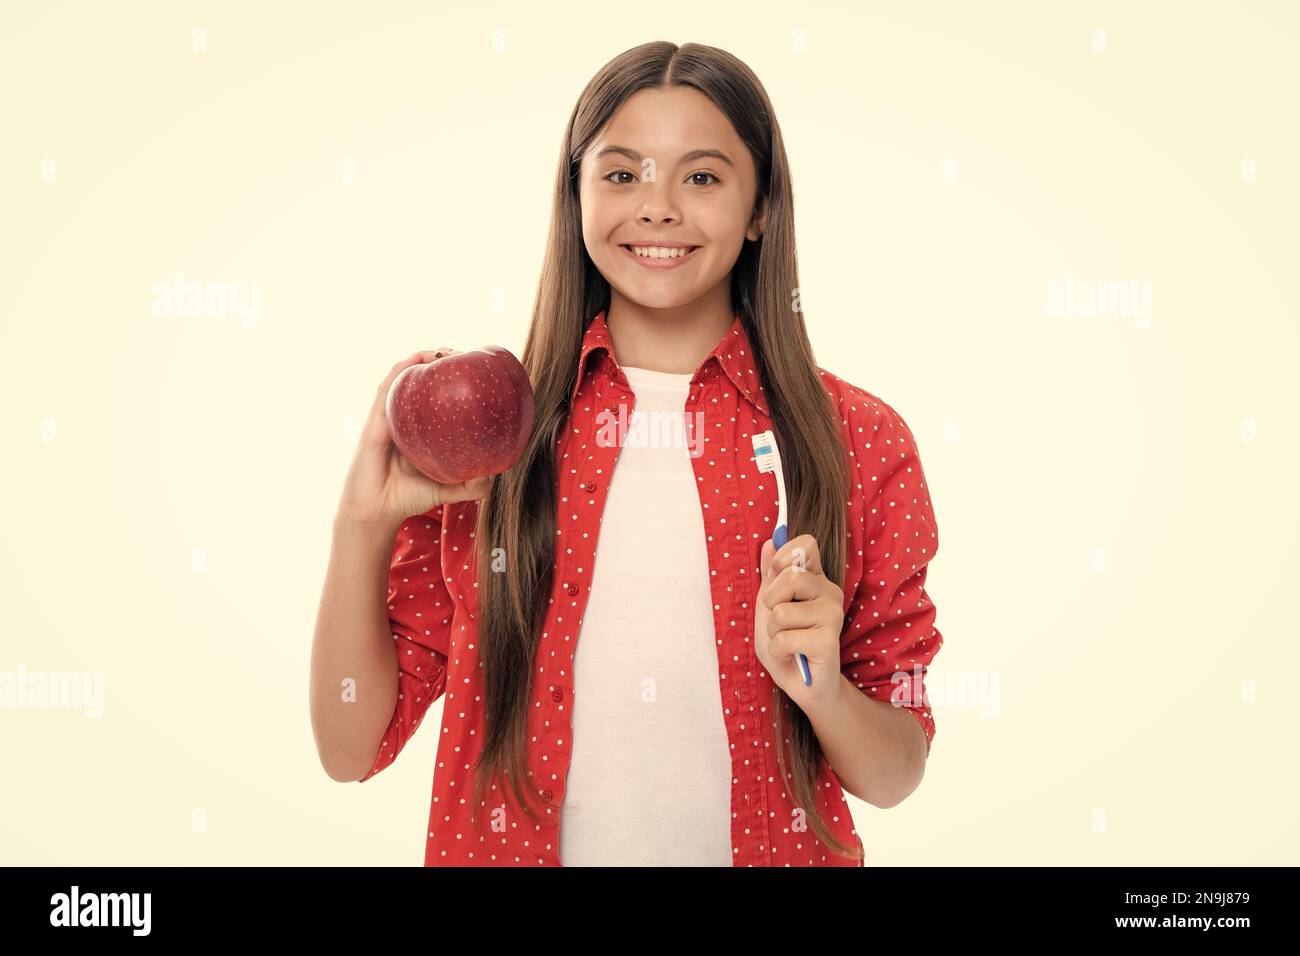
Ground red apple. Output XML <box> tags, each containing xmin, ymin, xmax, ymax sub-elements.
<box><xmin>385</xmin><ymin>346</ymin><xmax>535</xmax><ymax>484</ymax></box>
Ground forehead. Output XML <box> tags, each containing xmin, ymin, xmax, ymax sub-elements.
<box><xmin>586</xmin><ymin>86</ymin><xmax>741</xmax><ymax>161</ymax></box>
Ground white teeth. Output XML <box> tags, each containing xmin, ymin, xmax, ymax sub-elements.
<box><xmin>629</xmin><ymin>245</ymin><xmax>695</xmax><ymax>259</ymax></box>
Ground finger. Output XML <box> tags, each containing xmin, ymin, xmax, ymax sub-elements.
<box><xmin>769</xmin><ymin>598</ymin><xmax>825</xmax><ymax>634</ymax></box>
<box><xmin>762</xmin><ymin>564</ymin><xmax>833</xmax><ymax>609</ymax></box>
<box><xmin>768</xmin><ymin>626</ymin><xmax>830</xmax><ymax>664</ymax></box>
<box><xmin>759</xmin><ymin>537</ymin><xmax>776</xmax><ymax>582</ymax></box>
<box><xmin>435</xmin><ymin>474</ymin><xmax>493</xmax><ymax>503</ymax></box>
<box><xmin>771</xmin><ymin>533</ymin><xmax>823</xmax><ymax>577</ymax></box>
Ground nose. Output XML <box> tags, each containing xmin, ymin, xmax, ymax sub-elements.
<box><xmin>638</xmin><ymin>209</ymin><xmax>678</xmax><ymax>226</ymax></box>
<box><xmin>637</xmin><ymin>180</ymin><xmax>680</xmax><ymax>224</ymax></box>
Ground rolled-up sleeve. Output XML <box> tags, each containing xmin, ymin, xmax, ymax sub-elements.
<box><xmin>840</xmin><ymin>398</ymin><xmax>943</xmax><ymax>756</ymax></box>
<box><xmin>358</xmin><ymin>504</ymin><xmax>453</xmax><ymax>781</ymax></box>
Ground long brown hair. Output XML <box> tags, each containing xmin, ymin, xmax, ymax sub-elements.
<box><xmin>469</xmin><ymin>40</ymin><xmax>859</xmax><ymax>860</ymax></box>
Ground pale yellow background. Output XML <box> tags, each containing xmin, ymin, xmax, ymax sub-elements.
<box><xmin>2</xmin><ymin>1</ymin><xmax>1296</xmax><ymax>865</ymax></box>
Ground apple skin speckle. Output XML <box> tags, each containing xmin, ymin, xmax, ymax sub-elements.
<box><xmin>385</xmin><ymin>346</ymin><xmax>535</xmax><ymax>484</ymax></box>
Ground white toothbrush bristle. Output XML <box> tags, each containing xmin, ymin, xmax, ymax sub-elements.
<box><xmin>752</xmin><ymin>431</ymin><xmax>777</xmax><ymax>472</ymax></box>
<box><xmin>752</xmin><ymin>429</ymin><xmax>787</xmax><ymax>529</ymax></box>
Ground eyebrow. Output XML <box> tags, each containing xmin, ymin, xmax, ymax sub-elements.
<box><xmin>592</xmin><ymin>145</ymin><xmax>734</xmax><ymax>167</ymax></box>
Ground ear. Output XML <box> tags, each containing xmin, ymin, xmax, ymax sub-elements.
<box><xmin>747</xmin><ymin>195</ymin><xmax>767</xmax><ymax>243</ymax></box>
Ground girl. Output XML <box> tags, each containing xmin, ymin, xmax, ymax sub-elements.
<box><xmin>310</xmin><ymin>40</ymin><xmax>943</xmax><ymax>866</ymax></box>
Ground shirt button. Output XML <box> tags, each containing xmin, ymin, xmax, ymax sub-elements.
<box><xmin>565</xmin><ymin>582</ymin><xmax>579</xmax><ymax>596</ymax></box>
<box><xmin>541</xmin><ymin>789</ymin><xmax>553</xmax><ymax>801</ymax></box>
<box><xmin>552</xmin><ymin>688</ymin><xmax>564</xmax><ymax>702</ymax></box>
<box><xmin>580</xmin><ymin>481</ymin><xmax>595</xmax><ymax>492</ymax></box>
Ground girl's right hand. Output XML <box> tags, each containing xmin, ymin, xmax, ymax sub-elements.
<box><xmin>336</xmin><ymin>349</ymin><xmax>493</xmax><ymax>530</ymax></box>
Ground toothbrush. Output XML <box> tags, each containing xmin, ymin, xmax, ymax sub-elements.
<box><xmin>752</xmin><ymin>429</ymin><xmax>813</xmax><ymax>686</ymax></box>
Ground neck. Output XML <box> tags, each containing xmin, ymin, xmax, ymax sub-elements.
<box><xmin>605</xmin><ymin>294</ymin><xmax>734</xmax><ymax>374</ymax></box>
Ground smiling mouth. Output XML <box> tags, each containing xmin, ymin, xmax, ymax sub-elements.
<box><xmin>618</xmin><ymin>244</ymin><xmax>701</xmax><ymax>264</ymax></box>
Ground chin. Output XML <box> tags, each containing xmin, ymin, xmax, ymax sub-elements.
<box><xmin>615</xmin><ymin>292</ymin><xmax>704</xmax><ymax>313</ymax></box>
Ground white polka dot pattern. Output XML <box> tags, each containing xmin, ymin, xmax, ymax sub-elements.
<box><xmin>357</xmin><ymin>308</ymin><xmax>944</xmax><ymax>868</ymax></box>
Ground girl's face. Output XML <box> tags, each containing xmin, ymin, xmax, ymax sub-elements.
<box><xmin>579</xmin><ymin>85</ymin><xmax>765</xmax><ymax>312</ymax></box>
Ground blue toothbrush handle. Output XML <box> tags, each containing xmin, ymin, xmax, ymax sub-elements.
<box><xmin>772</xmin><ymin>524</ymin><xmax>812</xmax><ymax>686</ymax></box>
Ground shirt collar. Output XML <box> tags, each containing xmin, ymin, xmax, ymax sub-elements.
<box><xmin>570</xmin><ymin>308</ymin><xmax>769</xmax><ymax>418</ymax></box>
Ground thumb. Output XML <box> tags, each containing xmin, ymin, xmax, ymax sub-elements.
<box><xmin>759</xmin><ymin>538</ymin><xmax>775</xmax><ymax>583</ymax></box>
<box><xmin>463</xmin><ymin>475</ymin><xmax>492</xmax><ymax>499</ymax></box>
<box><xmin>437</xmin><ymin>475</ymin><xmax>492</xmax><ymax>504</ymax></box>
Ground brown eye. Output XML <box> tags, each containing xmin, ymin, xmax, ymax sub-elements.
<box><xmin>603</xmin><ymin>170</ymin><xmax>637</xmax><ymax>185</ymax></box>
<box><xmin>689</xmin><ymin>172</ymin><xmax>720</xmax><ymax>186</ymax></box>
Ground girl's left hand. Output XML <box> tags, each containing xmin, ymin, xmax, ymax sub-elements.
<box><xmin>754</xmin><ymin>533</ymin><xmax>846</xmax><ymax>716</ymax></box>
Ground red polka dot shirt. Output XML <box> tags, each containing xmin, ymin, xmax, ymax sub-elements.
<box><xmin>359</xmin><ymin>308</ymin><xmax>943</xmax><ymax>866</ymax></box>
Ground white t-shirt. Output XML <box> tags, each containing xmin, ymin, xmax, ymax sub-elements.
<box><xmin>558</xmin><ymin>364</ymin><xmax>733</xmax><ymax>866</ymax></box>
